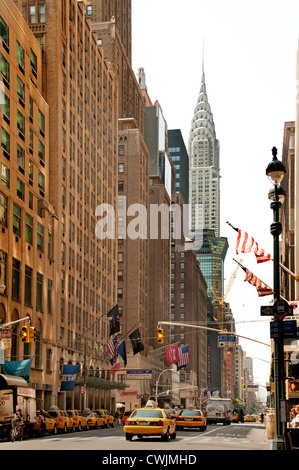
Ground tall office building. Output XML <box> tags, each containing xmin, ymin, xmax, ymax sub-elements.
<box><xmin>189</xmin><ymin>66</ymin><xmax>220</xmax><ymax>237</ymax></box>
<box><xmin>168</xmin><ymin>129</ymin><xmax>189</xmax><ymax>205</ymax></box>
<box><xmin>12</xmin><ymin>0</ymin><xmax>122</xmax><ymax>409</ymax></box>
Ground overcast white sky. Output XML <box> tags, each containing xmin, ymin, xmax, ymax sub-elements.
<box><xmin>132</xmin><ymin>0</ymin><xmax>299</xmax><ymax>392</ymax></box>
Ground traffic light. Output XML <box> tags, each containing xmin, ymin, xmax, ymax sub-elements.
<box><xmin>20</xmin><ymin>325</ymin><xmax>36</xmax><ymax>343</ymax></box>
<box><xmin>157</xmin><ymin>328</ymin><xmax>163</xmax><ymax>344</ymax></box>
<box><xmin>28</xmin><ymin>326</ymin><xmax>36</xmax><ymax>342</ymax></box>
<box><xmin>20</xmin><ymin>325</ymin><xmax>29</xmax><ymax>343</ymax></box>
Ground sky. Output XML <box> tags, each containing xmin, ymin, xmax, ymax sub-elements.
<box><xmin>131</xmin><ymin>0</ymin><xmax>299</xmax><ymax>395</ymax></box>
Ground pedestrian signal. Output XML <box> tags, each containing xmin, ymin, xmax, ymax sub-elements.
<box><xmin>21</xmin><ymin>326</ymin><xmax>29</xmax><ymax>343</ymax></box>
<box><xmin>289</xmin><ymin>380</ymin><xmax>299</xmax><ymax>393</ymax></box>
<box><xmin>157</xmin><ymin>328</ymin><xmax>163</xmax><ymax>344</ymax></box>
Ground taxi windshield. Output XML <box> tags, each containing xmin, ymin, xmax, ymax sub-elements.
<box><xmin>132</xmin><ymin>410</ymin><xmax>163</xmax><ymax>418</ymax></box>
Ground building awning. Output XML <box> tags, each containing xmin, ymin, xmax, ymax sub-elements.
<box><xmin>0</xmin><ymin>374</ymin><xmax>29</xmax><ymax>388</ymax></box>
<box><xmin>75</xmin><ymin>377</ymin><xmax>128</xmax><ymax>390</ymax></box>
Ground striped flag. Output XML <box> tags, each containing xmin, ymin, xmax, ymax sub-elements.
<box><xmin>244</xmin><ymin>269</ymin><xmax>273</xmax><ymax>297</ymax></box>
<box><xmin>177</xmin><ymin>345</ymin><xmax>189</xmax><ymax>371</ymax></box>
<box><xmin>236</xmin><ymin>229</ymin><xmax>272</xmax><ymax>264</ymax></box>
<box><xmin>107</xmin><ymin>335</ymin><xmax>118</xmax><ymax>364</ymax></box>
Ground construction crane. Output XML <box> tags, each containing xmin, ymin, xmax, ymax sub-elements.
<box><xmin>210</xmin><ymin>260</ymin><xmax>243</xmax><ymax>328</ymax></box>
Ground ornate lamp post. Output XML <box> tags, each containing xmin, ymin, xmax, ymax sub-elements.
<box><xmin>266</xmin><ymin>147</ymin><xmax>286</xmax><ymax>451</ymax></box>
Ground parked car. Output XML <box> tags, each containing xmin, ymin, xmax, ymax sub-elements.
<box><xmin>67</xmin><ymin>410</ymin><xmax>89</xmax><ymax>431</ymax></box>
<box><xmin>124</xmin><ymin>407</ymin><xmax>176</xmax><ymax>441</ymax></box>
<box><xmin>33</xmin><ymin>411</ymin><xmax>57</xmax><ymax>437</ymax></box>
<box><xmin>92</xmin><ymin>409</ymin><xmax>110</xmax><ymax>427</ymax></box>
<box><xmin>176</xmin><ymin>409</ymin><xmax>207</xmax><ymax>431</ymax></box>
<box><xmin>47</xmin><ymin>408</ymin><xmax>75</xmax><ymax>433</ymax></box>
<box><xmin>82</xmin><ymin>411</ymin><xmax>104</xmax><ymax>429</ymax></box>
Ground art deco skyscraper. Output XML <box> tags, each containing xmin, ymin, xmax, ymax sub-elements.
<box><xmin>189</xmin><ymin>66</ymin><xmax>220</xmax><ymax>237</ymax></box>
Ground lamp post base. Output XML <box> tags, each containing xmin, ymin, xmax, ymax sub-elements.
<box><xmin>272</xmin><ymin>434</ymin><xmax>285</xmax><ymax>451</ymax></box>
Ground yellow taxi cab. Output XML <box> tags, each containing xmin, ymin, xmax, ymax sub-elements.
<box><xmin>83</xmin><ymin>411</ymin><xmax>104</xmax><ymax>429</ymax></box>
<box><xmin>67</xmin><ymin>410</ymin><xmax>89</xmax><ymax>431</ymax></box>
<box><xmin>164</xmin><ymin>408</ymin><xmax>178</xmax><ymax>419</ymax></box>
<box><xmin>122</xmin><ymin>410</ymin><xmax>133</xmax><ymax>425</ymax></box>
<box><xmin>232</xmin><ymin>411</ymin><xmax>239</xmax><ymax>423</ymax></box>
<box><xmin>47</xmin><ymin>408</ymin><xmax>75</xmax><ymax>433</ymax></box>
<box><xmin>34</xmin><ymin>411</ymin><xmax>58</xmax><ymax>436</ymax></box>
<box><xmin>92</xmin><ymin>409</ymin><xmax>110</xmax><ymax>427</ymax></box>
<box><xmin>176</xmin><ymin>409</ymin><xmax>207</xmax><ymax>431</ymax></box>
<box><xmin>244</xmin><ymin>414</ymin><xmax>256</xmax><ymax>422</ymax></box>
<box><xmin>105</xmin><ymin>411</ymin><xmax>115</xmax><ymax>427</ymax></box>
<box><xmin>123</xmin><ymin>407</ymin><xmax>176</xmax><ymax>441</ymax></box>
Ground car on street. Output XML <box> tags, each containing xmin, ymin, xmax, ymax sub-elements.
<box><xmin>47</xmin><ymin>408</ymin><xmax>75</xmax><ymax>433</ymax></box>
<box><xmin>123</xmin><ymin>407</ymin><xmax>176</xmax><ymax>441</ymax></box>
<box><xmin>33</xmin><ymin>411</ymin><xmax>57</xmax><ymax>437</ymax></box>
<box><xmin>83</xmin><ymin>411</ymin><xmax>104</xmax><ymax>429</ymax></box>
<box><xmin>92</xmin><ymin>409</ymin><xmax>111</xmax><ymax>427</ymax></box>
<box><xmin>164</xmin><ymin>408</ymin><xmax>178</xmax><ymax>419</ymax></box>
<box><xmin>176</xmin><ymin>409</ymin><xmax>207</xmax><ymax>431</ymax></box>
<box><xmin>232</xmin><ymin>411</ymin><xmax>239</xmax><ymax>423</ymax></box>
<box><xmin>244</xmin><ymin>414</ymin><xmax>256</xmax><ymax>422</ymax></box>
<box><xmin>67</xmin><ymin>410</ymin><xmax>89</xmax><ymax>431</ymax></box>
<box><xmin>122</xmin><ymin>410</ymin><xmax>133</xmax><ymax>425</ymax></box>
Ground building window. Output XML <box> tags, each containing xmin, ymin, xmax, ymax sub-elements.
<box><xmin>118</xmin><ymin>163</ymin><xmax>124</xmax><ymax>173</ymax></box>
<box><xmin>17</xmin><ymin>144</ymin><xmax>25</xmax><ymax>169</ymax></box>
<box><xmin>0</xmin><ymin>250</ymin><xmax>6</xmax><ymax>288</ymax></box>
<box><xmin>1</xmin><ymin>91</ymin><xmax>10</xmax><ymax>121</ymax></box>
<box><xmin>25</xmin><ymin>214</ymin><xmax>33</xmax><ymax>244</ymax></box>
<box><xmin>30</xmin><ymin>48</ymin><xmax>37</xmax><ymax>77</ymax></box>
<box><xmin>16</xmin><ymin>41</ymin><xmax>25</xmax><ymax>70</ymax></box>
<box><xmin>1</xmin><ymin>163</ymin><xmax>9</xmax><ymax>188</ymax></box>
<box><xmin>36</xmin><ymin>272</ymin><xmax>43</xmax><ymax>310</ymax></box>
<box><xmin>38</xmin><ymin>3</ymin><xmax>46</xmax><ymax>22</ymax></box>
<box><xmin>47</xmin><ymin>279</ymin><xmax>52</xmax><ymax>314</ymax></box>
<box><xmin>29</xmin><ymin>5</ymin><xmax>36</xmax><ymax>23</ymax></box>
<box><xmin>1</xmin><ymin>53</ymin><xmax>9</xmax><ymax>85</ymax></box>
<box><xmin>13</xmin><ymin>203</ymin><xmax>21</xmax><ymax>236</ymax></box>
<box><xmin>46</xmin><ymin>348</ymin><xmax>52</xmax><ymax>371</ymax></box>
<box><xmin>38</xmin><ymin>170</ymin><xmax>45</xmax><ymax>192</ymax></box>
<box><xmin>17</xmin><ymin>110</ymin><xmax>25</xmax><ymax>137</ymax></box>
<box><xmin>0</xmin><ymin>16</ymin><xmax>9</xmax><ymax>49</ymax></box>
<box><xmin>25</xmin><ymin>265</ymin><xmax>32</xmax><ymax>306</ymax></box>
<box><xmin>37</xmin><ymin>223</ymin><xmax>44</xmax><ymax>252</ymax></box>
<box><xmin>0</xmin><ymin>192</ymin><xmax>7</xmax><ymax>227</ymax></box>
<box><xmin>38</xmin><ymin>109</ymin><xmax>45</xmax><ymax>135</ymax></box>
<box><xmin>16</xmin><ymin>178</ymin><xmax>25</xmax><ymax>200</ymax></box>
<box><xmin>1</xmin><ymin>127</ymin><xmax>10</xmax><ymax>156</ymax></box>
<box><xmin>12</xmin><ymin>258</ymin><xmax>20</xmax><ymax>301</ymax></box>
<box><xmin>17</xmin><ymin>76</ymin><xmax>25</xmax><ymax>104</ymax></box>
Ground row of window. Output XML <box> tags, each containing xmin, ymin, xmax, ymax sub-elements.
<box><xmin>0</xmin><ymin>249</ymin><xmax>52</xmax><ymax>313</ymax></box>
<box><xmin>0</xmin><ymin>191</ymin><xmax>50</xmax><ymax>255</ymax></box>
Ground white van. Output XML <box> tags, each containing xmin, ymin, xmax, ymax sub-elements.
<box><xmin>205</xmin><ymin>402</ymin><xmax>231</xmax><ymax>425</ymax></box>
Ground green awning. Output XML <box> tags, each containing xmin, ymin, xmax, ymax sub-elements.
<box><xmin>75</xmin><ymin>377</ymin><xmax>127</xmax><ymax>390</ymax></box>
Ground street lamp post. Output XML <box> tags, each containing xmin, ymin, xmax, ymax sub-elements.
<box><xmin>266</xmin><ymin>147</ymin><xmax>286</xmax><ymax>451</ymax></box>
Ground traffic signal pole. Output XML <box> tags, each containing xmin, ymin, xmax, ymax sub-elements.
<box><xmin>157</xmin><ymin>321</ymin><xmax>271</xmax><ymax>347</ymax></box>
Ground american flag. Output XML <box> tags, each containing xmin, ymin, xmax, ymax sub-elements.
<box><xmin>236</xmin><ymin>229</ymin><xmax>272</xmax><ymax>264</ymax></box>
<box><xmin>107</xmin><ymin>335</ymin><xmax>118</xmax><ymax>364</ymax></box>
<box><xmin>177</xmin><ymin>345</ymin><xmax>189</xmax><ymax>370</ymax></box>
<box><xmin>244</xmin><ymin>269</ymin><xmax>273</xmax><ymax>297</ymax></box>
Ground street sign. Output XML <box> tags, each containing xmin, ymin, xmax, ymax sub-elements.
<box><xmin>270</xmin><ymin>320</ymin><xmax>298</xmax><ymax>339</ymax></box>
<box><xmin>218</xmin><ymin>335</ymin><xmax>236</xmax><ymax>348</ymax></box>
<box><xmin>273</xmin><ymin>299</ymin><xmax>293</xmax><ymax>320</ymax></box>
<box><xmin>247</xmin><ymin>384</ymin><xmax>259</xmax><ymax>390</ymax></box>
<box><xmin>126</xmin><ymin>369</ymin><xmax>152</xmax><ymax>380</ymax></box>
<box><xmin>260</xmin><ymin>305</ymin><xmax>274</xmax><ymax>316</ymax></box>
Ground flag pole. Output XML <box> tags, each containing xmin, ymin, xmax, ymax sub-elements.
<box><xmin>226</xmin><ymin>221</ymin><xmax>239</xmax><ymax>232</ymax></box>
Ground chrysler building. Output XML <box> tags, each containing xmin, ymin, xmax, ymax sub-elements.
<box><xmin>189</xmin><ymin>66</ymin><xmax>220</xmax><ymax>237</ymax></box>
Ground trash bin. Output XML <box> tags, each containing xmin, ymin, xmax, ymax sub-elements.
<box><xmin>265</xmin><ymin>412</ymin><xmax>275</xmax><ymax>439</ymax></box>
